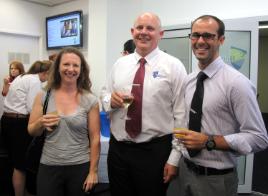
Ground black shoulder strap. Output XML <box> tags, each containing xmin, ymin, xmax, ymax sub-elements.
<box><xmin>43</xmin><ymin>89</ymin><xmax>51</xmax><ymax>115</ymax></box>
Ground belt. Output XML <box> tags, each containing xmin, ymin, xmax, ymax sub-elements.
<box><xmin>184</xmin><ymin>158</ymin><xmax>234</xmax><ymax>176</ymax></box>
<box><xmin>3</xmin><ymin>112</ymin><xmax>29</xmax><ymax>119</ymax></box>
<box><xmin>111</xmin><ymin>134</ymin><xmax>172</xmax><ymax>146</ymax></box>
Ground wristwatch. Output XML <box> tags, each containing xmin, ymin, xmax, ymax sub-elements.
<box><xmin>206</xmin><ymin>135</ymin><xmax>216</xmax><ymax>151</ymax></box>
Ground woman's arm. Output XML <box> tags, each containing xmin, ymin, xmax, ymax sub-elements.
<box><xmin>28</xmin><ymin>91</ymin><xmax>60</xmax><ymax>136</ymax></box>
<box><xmin>2</xmin><ymin>76</ymin><xmax>10</xmax><ymax>96</ymax></box>
<box><xmin>83</xmin><ymin>103</ymin><xmax>101</xmax><ymax>192</ymax></box>
<box><xmin>28</xmin><ymin>92</ymin><xmax>45</xmax><ymax>136</ymax></box>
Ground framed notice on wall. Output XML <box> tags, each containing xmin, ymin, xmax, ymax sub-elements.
<box><xmin>220</xmin><ymin>31</ymin><xmax>251</xmax><ymax>78</ymax></box>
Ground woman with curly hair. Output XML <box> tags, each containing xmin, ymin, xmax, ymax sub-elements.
<box><xmin>28</xmin><ymin>47</ymin><xmax>101</xmax><ymax>196</ymax></box>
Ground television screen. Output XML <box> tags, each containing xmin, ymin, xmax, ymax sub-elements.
<box><xmin>46</xmin><ymin>10</ymin><xmax>83</xmax><ymax>50</ymax></box>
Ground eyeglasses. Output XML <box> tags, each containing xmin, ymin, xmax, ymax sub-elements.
<box><xmin>188</xmin><ymin>32</ymin><xmax>217</xmax><ymax>41</ymax></box>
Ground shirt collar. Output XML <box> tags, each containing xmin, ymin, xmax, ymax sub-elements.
<box><xmin>133</xmin><ymin>47</ymin><xmax>160</xmax><ymax>65</ymax></box>
<box><xmin>196</xmin><ymin>56</ymin><xmax>224</xmax><ymax>79</ymax></box>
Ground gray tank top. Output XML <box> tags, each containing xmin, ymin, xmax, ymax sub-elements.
<box><xmin>40</xmin><ymin>90</ymin><xmax>98</xmax><ymax>165</ymax></box>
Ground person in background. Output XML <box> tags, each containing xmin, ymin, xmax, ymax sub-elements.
<box><xmin>171</xmin><ymin>15</ymin><xmax>268</xmax><ymax>196</ymax></box>
<box><xmin>25</xmin><ymin>59</ymin><xmax>54</xmax><ymax>195</ymax></box>
<box><xmin>1</xmin><ymin>60</ymin><xmax>52</xmax><ymax>196</ymax></box>
<box><xmin>2</xmin><ymin>61</ymin><xmax>25</xmax><ymax>96</ymax></box>
<box><xmin>28</xmin><ymin>47</ymin><xmax>100</xmax><ymax>196</ymax></box>
<box><xmin>49</xmin><ymin>53</ymin><xmax>57</xmax><ymax>62</ymax></box>
<box><xmin>100</xmin><ymin>12</ymin><xmax>187</xmax><ymax>196</ymax></box>
<box><xmin>122</xmin><ymin>39</ymin><xmax>136</xmax><ymax>56</ymax></box>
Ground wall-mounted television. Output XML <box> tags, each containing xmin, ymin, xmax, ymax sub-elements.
<box><xmin>46</xmin><ymin>10</ymin><xmax>83</xmax><ymax>50</ymax></box>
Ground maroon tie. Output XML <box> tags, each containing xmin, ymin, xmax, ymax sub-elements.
<box><xmin>125</xmin><ymin>58</ymin><xmax>146</xmax><ymax>138</ymax></box>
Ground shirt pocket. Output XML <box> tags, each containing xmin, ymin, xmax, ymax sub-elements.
<box><xmin>145</xmin><ymin>70</ymin><xmax>171</xmax><ymax>101</ymax></box>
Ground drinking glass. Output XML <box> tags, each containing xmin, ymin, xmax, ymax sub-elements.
<box><xmin>121</xmin><ymin>92</ymin><xmax>134</xmax><ymax>120</ymax></box>
<box><xmin>120</xmin><ymin>84</ymin><xmax>140</xmax><ymax>120</ymax></box>
<box><xmin>47</xmin><ymin>110</ymin><xmax>60</xmax><ymax>131</ymax></box>
<box><xmin>173</xmin><ymin>127</ymin><xmax>188</xmax><ymax>139</ymax></box>
<box><xmin>173</xmin><ymin>120</ymin><xmax>188</xmax><ymax>139</ymax></box>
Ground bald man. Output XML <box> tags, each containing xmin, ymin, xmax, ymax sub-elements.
<box><xmin>101</xmin><ymin>12</ymin><xmax>187</xmax><ymax>196</ymax></box>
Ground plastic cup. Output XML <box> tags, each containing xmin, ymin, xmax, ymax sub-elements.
<box><xmin>173</xmin><ymin>127</ymin><xmax>188</xmax><ymax>138</ymax></box>
<box><xmin>48</xmin><ymin>110</ymin><xmax>59</xmax><ymax>115</ymax></box>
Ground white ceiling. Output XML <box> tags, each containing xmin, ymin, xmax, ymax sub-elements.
<box><xmin>21</xmin><ymin>0</ymin><xmax>76</xmax><ymax>7</ymax></box>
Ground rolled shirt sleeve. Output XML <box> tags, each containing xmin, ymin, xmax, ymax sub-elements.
<box><xmin>224</xmin><ymin>75</ymin><xmax>268</xmax><ymax>154</ymax></box>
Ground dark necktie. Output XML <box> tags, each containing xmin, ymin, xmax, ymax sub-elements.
<box><xmin>125</xmin><ymin>58</ymin><xmax>146</xmax><ymax>138</ymax></box>
<box><xmin>188</xmin><ymin>71</ymin><xmax>208</xmax><ymax>157</ymax></box>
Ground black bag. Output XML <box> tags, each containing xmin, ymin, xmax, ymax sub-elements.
<box><xmin>25</xmin><ymin>132</ymin><xmax>46</xmax><ymax>174</ymax></box>
<box><xmin>25</xmin><ymin>89</ymin><xmax>51</xmax><ymax>173</ymax></box>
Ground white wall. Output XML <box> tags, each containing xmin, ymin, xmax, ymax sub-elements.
<box><xmin>87</xmin><ymin>0</ymin><xmax>108</xmax><ymax>96</ymax></box>
<box><xmin>141</xmin><ymin>0</ymin><xmax>268</xmax><ymax>26</ymax></box>
<box><xmin>0</xmin><ymin>0</ymin><xmax>48</xmax><ymax>62</ymax></box>
<box><xmin>88</xmin><ymin>0</ymin><xmax>141</xmax><ymax>95</ymax></box>
<box><xmin>0</xmin><ymin>0</ymin><xmax>48</xmax><ymax>36</ymax></box>
<box><xmin>106</xmin><ymin>0</ymin><xmax>141</xmax><ymax>68</ymax></box>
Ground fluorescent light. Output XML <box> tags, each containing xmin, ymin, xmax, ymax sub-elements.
<box><xmin>259</xmin><ymin>25</ymin><xmax>268</xmax><ymax>29</ymax></box>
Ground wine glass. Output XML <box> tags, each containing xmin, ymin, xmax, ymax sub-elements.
<box><xmin>120</xmin><ymin>84</ymin><xmax>140</xmax><ymax>120</ymax></box>
<box><xmin>122</xmin><ymin>95</ymin><xmax>134</xmax><ymax>110</ymax></box>
<box><xmin>121</xmin><ymin>91</ymin><xmax>134</xmax><ymax>120</ymax></box>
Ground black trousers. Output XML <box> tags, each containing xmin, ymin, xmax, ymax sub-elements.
<box><xmin>37</xmin><ymin>162</ymin><xmax>89</xmax><ymax>196</ymax></box>
<box><xmin>1</xmin><ymin>115</ymin><xmax>31</xmax><ymax>170</ymax></box>
<box><xmin>108</xmin><ymin>134</ymin><xmax>172</xmax><ymax>196</ymax></box>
